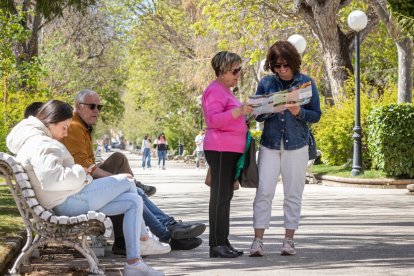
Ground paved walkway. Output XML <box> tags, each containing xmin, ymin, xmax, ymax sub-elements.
<box><xmin>28</xmin><ymin>151</ymin><xmax>414</xmax><ymax>275</ymax></box>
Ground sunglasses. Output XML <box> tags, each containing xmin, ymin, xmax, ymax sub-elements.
<box><xmin>275</xmin><ymin>64</ymin><xmax>290</xmax><ymax>69</ymax></box>
<box><xmin>231</xmin><ymin>67</ymin><xmax>242</xmax><ymax>75</ymax></box>
<box><xmin>80</xmin><ymin>103</ymin><xmax>103</xmax><ymax>111</ymax></box>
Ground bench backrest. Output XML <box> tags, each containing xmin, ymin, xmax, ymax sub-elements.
<box><xmin>0</xmin><ymin>152</ymin><xmax>112</xmax><ymax>238</ymax></box>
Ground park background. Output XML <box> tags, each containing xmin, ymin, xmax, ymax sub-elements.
<box><xmin>0</xmin><ymin>0</ymin><xmax>413</xmax><ymax>177</ymax></box>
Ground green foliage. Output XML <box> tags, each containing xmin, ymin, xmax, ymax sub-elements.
<box><xmin>250</xmin><ymin>128</ymin><xmax>262</xmax><ymax>150</ymax></box>
<box><xmin>0</xmin><ymin>0</ymin><xmax>97</xmax><ymax>20</ymax></box>
<box><xmin>0</xmin><ymin>185</ymin><xmax>24</xmax><ymax>246</ymax></box>
<box><xmin>388</xmin><ymin>0</ymin><xmax>414</xmax><ymax>39</ymax></box>
<box><xmin>368</xmin><ymin>104</ymin><xmax>414</xmax><ymax>178</ymax></box>
<box><xmin>313</xmin><ymin>78</ymin><xmax>397</xmax><ymax>167</ymax></box>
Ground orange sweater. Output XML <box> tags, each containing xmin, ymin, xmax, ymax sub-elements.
<box><xmin>61</xmin><ymin>112</ymin><xmax>95</xmax><ymax>168</ymax></box>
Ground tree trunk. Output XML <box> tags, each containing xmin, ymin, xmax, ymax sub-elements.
<box><xmin>368</xmin><ymin>0</ymin><xmax>413</xmax><ymax>103</ymax></box>
<box><xmin>396</xmin><ymin>38</ymin><xmax>413</xmax><ymax>103</ymax></box>
<box><xmin>295</xmin><ymin>1</ymin><xmax>353</xmax><ymax>104</ymax></box>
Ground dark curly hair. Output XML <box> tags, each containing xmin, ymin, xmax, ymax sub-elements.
<box><xmin>263</xmin><ymin>41</ymin><xmax>301</xmax><ymax>75</ymax></box>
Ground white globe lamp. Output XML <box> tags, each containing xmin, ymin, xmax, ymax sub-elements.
<box><xmin>288</xmin><ymin>34</ymin><xmax>307</xmax><ymax>54</ymax></box>
<box><xmin>347</xmin><ymin>10</ymin><xmax>368</xmax><ymax>31</ymax></box>
<box><xmin>259</xmin><ymin>58</ymin><xmax>266</xmax><ymax>73</ymax></box>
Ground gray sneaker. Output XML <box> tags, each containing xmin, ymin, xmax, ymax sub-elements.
<box><xmin>281</xmin><ymin>238</ymin><xmax>296</xmax><ymax>255</ymax></box>
<box><xmin>249</xmin><ymin>238</ymin><xmax>264</xmax><ymax>257</ymax></box>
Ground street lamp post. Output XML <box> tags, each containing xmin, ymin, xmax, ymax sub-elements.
<box><xmin>348</xmin><ymin>10</ymin><xmax>367</xmax><ymax>176</ymax></box>
<box><xmin>196</xmin><ymin>95</ymin><xmax>203</xmax><ymax>130</ymax></box>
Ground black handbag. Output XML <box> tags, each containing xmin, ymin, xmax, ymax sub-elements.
<box><xmin>236</xmin><ymin>132</ymin><xmax>259</xmax><ymax>188</ymax></box>
<box><xmin>308</xmin><ymin>131</ymin><xmax>318</xmax><ymax>160</ymax></box>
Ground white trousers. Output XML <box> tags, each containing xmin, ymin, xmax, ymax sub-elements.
<box><xmin>253</xmin><ymin>144</ymin><xmax>308</xmax><ymax>230</ymax></box>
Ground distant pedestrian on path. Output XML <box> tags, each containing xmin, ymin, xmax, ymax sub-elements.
<box><xmin>249</xmin><ymin>40</ymin><xmax>321</xmax><ymax>257</ymax></box>
<box><xmin>154</xmin><ymin>133</ymin><xmax>168</xmax><ymax>170</ymax></box>
<box><xmin>202</xmin><ymin>51</ymin><xmax>253</xmax><ymax>258</ymax></box>
<box><xmin>195</xmin><ymin>129</ymin><xmax>206</xmax><ymax>170</ymax></box>
<box><xmin>141</xmin><ymin>135</ymin><xmax>152</xmax><ymax>170</ymax></box>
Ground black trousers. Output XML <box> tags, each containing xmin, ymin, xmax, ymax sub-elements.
<box><xmin>204</xmin><ymin>150</ymin><xmax>242</xmax><ymax>247</ymax></box>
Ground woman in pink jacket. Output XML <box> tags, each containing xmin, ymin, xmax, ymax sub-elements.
<box><xmin>202</xmin><ymin>51</ymin><xmax>253</xmax><ymax>258</ymax></box>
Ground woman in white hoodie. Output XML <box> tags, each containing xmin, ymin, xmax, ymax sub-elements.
<box><xmin>7</xmin><ymin>100</ymin><xmax>163</xmax><ymax>276</ymax></box>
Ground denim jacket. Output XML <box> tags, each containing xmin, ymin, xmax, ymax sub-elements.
<box><xmin>256</xmin><ymin>73</ymin><xmax>321</xmax><ymax>150</ymax></box>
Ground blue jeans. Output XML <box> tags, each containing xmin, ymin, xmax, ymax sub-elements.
<box><xmin>137</xmin><ymin>188</ymin><xmax>175</xmax><ymax>242</ymax></box>
<box><xmin>54</xmin><ymin>175</ymin><xmax>145</xmax><ymax>260</ymax></box>
<box><xmin>158</xmin><ymin>150</ymin><xmax>167</xmax><ymax>167</ymax></box>
<box><xmin>142</xmin><ymin>148</ymin><xmax>151</xmax><ymax>168</ymax></box>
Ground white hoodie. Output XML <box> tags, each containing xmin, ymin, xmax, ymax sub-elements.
<box><xmin>6</xmin><ymin>116</ymin><xmax>91</xmax><ymax>210</ymax></box>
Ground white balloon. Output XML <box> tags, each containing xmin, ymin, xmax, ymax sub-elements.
<box><xmin>288</xmin><ymin>34</ymin><xmax>307</xmax><ymax>54</ymax></box>
<box><xmin>347</xmin><ymin>10</ymin><xmax>368</xmax><ymax>31</ymax></box>
<box><xmin>260</xmin><ymin>58</ymin><xmax>266</xmax><ymax>73</ymax></box>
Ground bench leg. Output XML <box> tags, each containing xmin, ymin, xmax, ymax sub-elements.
<box><xmin>8</xmin><ymin>233</ymin><xmax>41</xmax><ymax>275</ymax></box>
<box><xmin>67</xmin><ymin>236</ymin><xmax>104</xmax><ymax>275</ymax></box>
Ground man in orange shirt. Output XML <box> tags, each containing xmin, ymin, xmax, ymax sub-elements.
<box><xmin>62</xmin><ymin>89</ymin><xmax>205</xmax><ymax>255</ymax></box>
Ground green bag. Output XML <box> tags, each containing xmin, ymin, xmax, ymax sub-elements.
<box><xmin>235</xmin><ymin>131</ymin><xmax>259</xmax><ymax>188</ymax></box>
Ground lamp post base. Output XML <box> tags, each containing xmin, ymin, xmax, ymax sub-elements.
<box><xmin>351</xmin><ymin>168</ymin><xmax>363</xmax><ymax>176</ymax></box>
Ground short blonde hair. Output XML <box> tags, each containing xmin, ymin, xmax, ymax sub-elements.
<box><xmin>211</xmin><ymin>51</ymin><xmax>242</xmax><ymax>77</ymax></box>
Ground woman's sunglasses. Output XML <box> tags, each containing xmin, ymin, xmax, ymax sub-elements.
<box><xmin>275</xmin><ymin>64</ymin><xmax>290</xmax><ymax>69</ymax></box>
<box><xmin>231</xmin><ymin>67</ymin><xmax>242</xmax><ymax>75</ymax></box>
<box><xmin>80</xmin><ymin>103</ymin><xmax>103</xmax><ymax>111</ymax></box>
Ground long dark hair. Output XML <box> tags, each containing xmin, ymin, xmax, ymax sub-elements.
<box><xmin>36</xmin><ymin>100</ymin><xmax>73</xmax><ymax>127</ymax></box>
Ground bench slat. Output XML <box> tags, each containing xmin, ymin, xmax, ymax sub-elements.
<box><xmin>27</xmin><ymin>198</ymin><xmax>39</xmax><ymax>208</ymax></box>
<box><xmin>15</xmin><ymin>172</ymin><xmax>29</xmax><ymax>182</ymax></box>
<box><xmin>87</xmin><ymin>211</ymin><xmax>98</xmax><ymax>220</ymax></box>
<box><xmin>58</xmin><ymin>216</ymin><xmax>69</xmax><ymax>225</ymax></box>
<box><xmin>17</xmin><ymin>180</ymin><xmax>32</xmax><ymax>189</ymax></box>
<box><xmin>69</xmin><ymin>216</ymin><xmax>78</xmax><ymax>224</ymax></box>
<box><xmin>33</xmin><ymin>205</ymin><xmax>45</xmax><ymax>216</ymax></box>
<box><xmin>77</xmin><ymin>214</ymin><xmax>88</xmax><ymax>222</ymax></box>
<box><xmin>21</xmin><ymin>189</ymin><xmax>36</xmax><ymax>198</ymax></box>
<box><xmin>12</xmin><ymin>164</ymin><xmax>25</xmax><ymax>173</ymax></box>
<box><xmin>40</xmin><ymin>210</ymin><xmax>53</xmax><ymax>221</ymax></box>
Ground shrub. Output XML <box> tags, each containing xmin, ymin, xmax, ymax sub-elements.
<box><xmin>368</xmin><ymin>104</ymin><xmax>414</xmax><ymax>178</ymax></box>
<box><xmin>313</xmin><ymin>79</ymin><xmax>397</xmax><ymax>167</ymax></box>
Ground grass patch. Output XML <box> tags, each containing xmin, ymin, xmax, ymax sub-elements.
<box><xmin>310</xmin><ymin>164</ymin><xmax>389</xmax><ymax>179</ymax></box>
<box><xmin>0</xmin><ymin>184</ymin><xmax>24</xmax><ymax>250</ymax></box>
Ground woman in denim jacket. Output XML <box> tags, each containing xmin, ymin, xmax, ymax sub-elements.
<box><xmin>249</xmin><ymin>41</ymin><xmax>321</xmax><ymax>257</ymax></box>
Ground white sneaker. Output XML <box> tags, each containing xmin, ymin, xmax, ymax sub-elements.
<box><xmin>281</xmin><ymin>238</ymin><xmax>296</xmax><ymax>255</ymax></box>
<box><xmin>140</xmin><ymin>235</ymin><xmax>171</xmax><ymax>256</ymax></box>
<box><xmin>249</xmin><ymin>238</ymin><xmax>264</xmax><ymax>257</ymax></box>
<box><xmin>123</xmin><ymin>261</ymin><xmax>164</xmax><ymax>276</ymax></box>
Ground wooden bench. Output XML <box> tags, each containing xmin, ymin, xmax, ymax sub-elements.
<box><xmin>0</xmin><ymin>152</ymin><xmax>113</xmax><ymax>275</ymax></box>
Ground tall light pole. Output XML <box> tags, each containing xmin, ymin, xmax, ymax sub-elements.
<box><xmin>348</xmin><ymin>10</ymin><xmax>367</xmax><ymax>176</ymax></box>
<box><xmin>196</xmin><ymin>95</ymin><xmax>203</xmax><ymax>130</ymax></box>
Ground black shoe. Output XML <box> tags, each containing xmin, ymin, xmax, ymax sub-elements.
<box><xmin>112</xmin><ymin>245</ymin><xmax>126</xmax><ymax>256</ymax></box>
<box><xmin>135</xmin><ymin>180</ymin><xmax>157</xmax><ymax>197</ymax></box>
<box><xmin>170</xmin><ymin>237</ymin><xmax>202</xmax><ymax>250</ymax></box>
<box><xmin>210</xmin><ymin>246</ymin><xmax>240</xmax><ymax>258</ymax></box>
<box><xmin>167</xmin><ymin>221</ymin><xmax>206</xmax><ymax>240</ymax></box>
<box><xmin>228</xmin><ymin>244</ymin><xmax>244</xmax><ymax>256</ymax></box>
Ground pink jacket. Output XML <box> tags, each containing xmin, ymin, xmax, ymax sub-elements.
<box><xmin>202</xmin><ymin>80</ymin><xmax>247</xmax><ymax>153</ymax></box>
